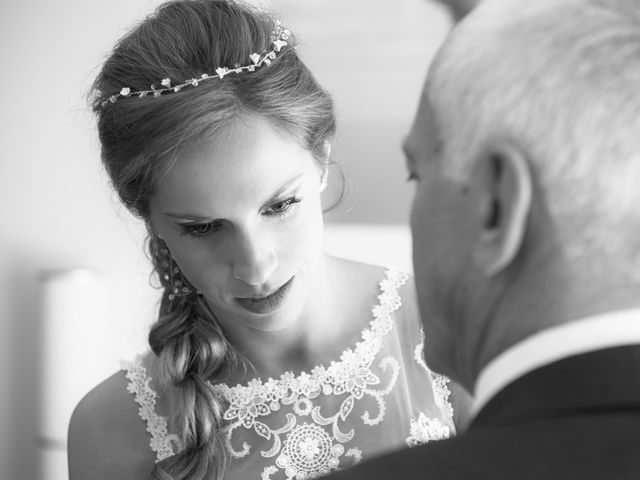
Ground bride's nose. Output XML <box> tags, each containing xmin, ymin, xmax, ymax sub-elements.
<box><xmin>230</xmin><ymin>228</ymin><xmax>278</xmax><ymax>286</ymax></box>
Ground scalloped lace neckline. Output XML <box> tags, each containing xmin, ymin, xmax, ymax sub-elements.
<box><xmin>211</xmin><ymin>269</ymin><xmax>408</xmax><ymax>397</ymax></box>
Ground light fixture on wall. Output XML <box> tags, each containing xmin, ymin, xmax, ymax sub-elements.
<box><xmin>37</xmin><ymin>269</ymin><xmax>113</xmax><ymax>480</ymax></box>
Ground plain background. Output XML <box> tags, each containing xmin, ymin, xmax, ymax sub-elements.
<box><xmin>0</xmin><ymin>0</ymin><xmax>451</xmax><ymax>478</ymax></box>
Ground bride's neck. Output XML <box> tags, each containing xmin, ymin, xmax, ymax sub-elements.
<box><xmin>227</xmin><ymin>256</ymin><xmax>338</xmax><ymax>380</ymax></box>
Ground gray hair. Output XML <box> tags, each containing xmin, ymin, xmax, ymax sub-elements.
<box><xmin>427</xmin><ymin>0</ymin><xmax>640</xmax><ymax>274</ymax></box>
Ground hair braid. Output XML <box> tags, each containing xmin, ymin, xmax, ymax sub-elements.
<box><xmin>148</xmin><ymin>235</ymin><xmax>242</xmax><ymax>480</ymax></box>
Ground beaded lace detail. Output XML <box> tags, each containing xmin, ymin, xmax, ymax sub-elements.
<box><xmin>123</xmin><ymin>269</ymin><xmax>454</xmax><ymax>475</ymax></box>
<box><xmin>211</xmin><ymin>269</ymin><xmax>408</xmax><ymax>479</ymax></box>
<box><xmin>414</xmin><ymin>328</ymin><xmax>454</xmax><ymax>419</ymax></box>
<box><xmin>122</xmin><ymin>359</ymin><xmax>182</xmax><ymax>462</ymax></box>
<box><xmin>406</xmin><ymin>413</ymin><xmax>451</xmax><ymax>447</ymax></box>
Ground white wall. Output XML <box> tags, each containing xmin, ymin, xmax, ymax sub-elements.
<box><xmin>0</xmin><ymin>2</ymin><xmax>164</xmax><ymax>477</ymax></box>
<box><xmin>272</xmin><ymin>0</ymin><xmax>451</xmax><ymax>223</ymax></box>
<box><xmin>0</xmin><ymin>1</ymin><xmax>450</xmax><ymax>478</ymax></box>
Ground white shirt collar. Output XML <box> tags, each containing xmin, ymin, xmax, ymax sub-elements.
<box><xmin>471</xmin><ymin>308</ymin><xmax>640</xmax><ymax>417</ymax></box>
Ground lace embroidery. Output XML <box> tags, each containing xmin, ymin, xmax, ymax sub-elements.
<box><xmin>122</xmin><ymin>358</ymin><xmax>182</xmax><ymax>462</ymax></box>
<box><xmin>212</xmin><ymin>269</ymin><xmax>408</xmax><ymax>479</ymax></box>
<box><xmin>414</xmin><ymin>328</ymin><xmax>454</xmax><ymax>420</ymax></box>
<box><xmin>406</xmin><ymin>413</ymin><xmax>451</xmax><ymax>447</ymax></box>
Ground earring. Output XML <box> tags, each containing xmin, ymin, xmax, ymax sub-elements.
<box><xmin>155</xmin><ymin>240</ymin><xmax>194</xmax><ymax>301</ymax></box>
<box><xmin>319</xmin><ymin>166</ymin><xmax>329</xmax><ymax>192</ymax></box>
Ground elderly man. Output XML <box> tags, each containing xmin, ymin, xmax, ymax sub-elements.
<box><xmin>330</xmin><ymin>0</ymin><xmax>640</xmax><ymax>478</ymax></box>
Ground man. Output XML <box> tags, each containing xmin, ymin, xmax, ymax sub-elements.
<box><xmin>329</xmin><ymin>0</ymin><xmax>640</xmax><ymax>478</ymax></box>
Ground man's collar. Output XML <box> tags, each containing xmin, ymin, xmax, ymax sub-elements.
<box><xmin>471</xmin><ymin>308</ymin><xmax>640</xmax><ymax>417</ymax></box>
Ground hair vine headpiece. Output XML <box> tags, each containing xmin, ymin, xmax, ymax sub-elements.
<box><xmin>98</xmin><ymin>22</ymin><xmax>290</xmax><ymax>108</ymax></box>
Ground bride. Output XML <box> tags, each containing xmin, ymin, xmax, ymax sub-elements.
<box><xmin>68</xmin><ymin>1</ymin><xmax>469</xmax><ymax>479</ymax></box>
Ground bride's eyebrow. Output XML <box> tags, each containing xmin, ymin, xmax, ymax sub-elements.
<box><xmin>164</xmin><ymin>173</ymin><xmax>307</xmax><ymax>221</ymax></box>
<box><xmin>261</xmin><ymin>173</ymin><xmax>306</xmax><ymax>205</ymax></box>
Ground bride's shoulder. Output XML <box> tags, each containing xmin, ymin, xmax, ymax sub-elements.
<box><xmin>331</xmin><ymin>256</ymin><xmax>386</xmax><ymax>279</ymax></box>
<box><xmin>328</xmin><ymin>257</ymin><xmax>386</xmax><ymax>293</ymax></box>
<box><xmin>327</xmin><ymin>256</ymin><xmax>415</xmax><ymax>303</ymax></box>
<box><xmin>68</xmin><ymin>359</ymin><xmax>157</xmax><ymax>479</ymax></box>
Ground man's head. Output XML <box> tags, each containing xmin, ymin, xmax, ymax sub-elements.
<box><xmin>405</xmin><ymin>0</ymin><xmax>640</xmax><ymax>391</ymax></box>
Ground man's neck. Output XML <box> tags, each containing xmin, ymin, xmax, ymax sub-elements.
<box><xmin>472</xmin><ymin>307</ymin><xmax>640</xmax><ymax>414</ymax></box>
<box><xmin>469</xmin><ymin>250</ymin><xmax>640</xmax><ymax>389</ymax></box>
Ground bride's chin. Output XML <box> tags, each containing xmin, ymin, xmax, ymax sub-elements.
<box><xmin>207</xmin><ymin>270</ymin><xmax>316</xmax><ymax>331</ymax></box>
<box><xmin>250</xmin><ymin>299</ymin><xmax>306</xmax><ymax>332</ymax></box>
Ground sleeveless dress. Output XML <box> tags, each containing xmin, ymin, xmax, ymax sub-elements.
<box><xmin>122</xmin><ymin>269</ymin><xmax>454</xmax><ymax>479</ymax></box>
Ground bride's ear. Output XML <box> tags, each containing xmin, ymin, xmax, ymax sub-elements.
<box><xmin>320</xmin><ymin>141</ymin><xmax>332</xmax><ymax>163</ymax></box>
<box><xmin>317</xmin><ymin>141</ymin><xmax>332</xmax><ymax>192</ymax></box>
<box><xmin>470</xmin><ymin>139</ymin><xmax>533</xmax><ymax>276</ymax></box>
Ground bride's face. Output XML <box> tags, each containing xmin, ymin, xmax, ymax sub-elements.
<box><xmin>149</xmin><ymin>115</ymin><xmax>325</xmax><ymax>333</ymax></box>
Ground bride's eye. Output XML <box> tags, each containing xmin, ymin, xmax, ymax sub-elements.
<box><xmin>264</xmin><ymin>196</ymin><xmax>302</xmax><ymax>217</ymax></box>
<box><xmin>179</xmin><ymin>221</ymin><xmax>221</xmax><ymax>237</ymax></box>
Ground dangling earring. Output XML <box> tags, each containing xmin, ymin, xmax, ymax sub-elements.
<box><xmin>155</xmin><ymin>240</ymin><xmax>194</xmax><ymax>301</ymax></box>
<box><xmin>319</xmin><ymin>166</ymin><xmax>329</xmax><ymax>192</ymax></box>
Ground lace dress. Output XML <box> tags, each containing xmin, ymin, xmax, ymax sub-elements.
<box><xmin>122</xmin><ymin>269</ymin><xmax>454</xmax><ymax>479</ymax></box>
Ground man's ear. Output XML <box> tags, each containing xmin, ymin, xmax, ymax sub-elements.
<box><xmin>471</xmin><ymin>139</ymin><xmax>532</xmax><ymax>276</ymax></box>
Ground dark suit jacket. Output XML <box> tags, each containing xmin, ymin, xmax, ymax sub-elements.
<box><xmin>327</xmin><ymin>345</ymin><xmax>640</xmax><ymax>479</ymax></box>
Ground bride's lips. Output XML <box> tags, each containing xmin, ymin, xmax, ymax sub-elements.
<box><xmin>235</xmin><ymin>277</ymin><xmax>295</xmax><ymax>315</ymax></box>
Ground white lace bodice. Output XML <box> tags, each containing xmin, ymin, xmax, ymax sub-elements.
<box><xmin>123</xmin><ymin>269</ymin><xmax>454</xmax><ymax>479</ymax></box>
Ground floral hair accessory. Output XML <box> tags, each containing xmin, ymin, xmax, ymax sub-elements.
<box><xmin>98</xmin><ymin>22</ymin><xmax>290</xmax><ymax>108</ymax></box>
